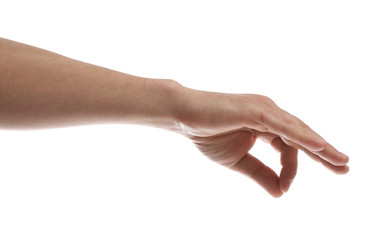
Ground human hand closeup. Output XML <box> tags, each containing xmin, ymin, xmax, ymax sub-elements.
<box><xmin>176</xmin><ymin>88</ymin><xmax>349</xmax><ymax>198</ymax></box>
<box><xmin>0</xmin><ymin>38</ymin><xmax>349</xmax><ymax>198</ymax></box>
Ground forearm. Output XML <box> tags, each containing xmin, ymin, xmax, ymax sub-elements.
<box><xmin>0</xmin><ymin>38</ymin><xmax>183</xmax><ymax>131</ymax></box>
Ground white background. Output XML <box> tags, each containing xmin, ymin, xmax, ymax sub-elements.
<box><xmin>1</xmin><ymin>0</ymin><xmax>381</xmax><ymax>239</ymax></box>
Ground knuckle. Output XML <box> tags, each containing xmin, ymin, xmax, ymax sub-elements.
<box><xmin>238</xmin><ymin>94</ymin><xmax>278</xmax><ymax>127</ymax></box>
<box><xmin>254</xmin><ymin>95</ymin><xmax>276</xmax><ymax>120</ymax></box>
<box><xmin>256</xmin><ymin>94</ymin><xmax>277</xmax><ymax>107</ymax></box>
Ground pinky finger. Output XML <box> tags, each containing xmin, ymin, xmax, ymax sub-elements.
<box><xmin>303</xmin><ymin>149</ymin><xmax>350</xmax><ymax>175</ymax></box>
<box><xmin>280</xmin><ymin>137</ymin><xmax>349</xmax><ymax>174</ymax></box>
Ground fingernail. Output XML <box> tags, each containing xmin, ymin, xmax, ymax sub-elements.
<box><xmin>282</xmin><ymin>179</ymin><xmax>293</xmax><ymax>193</ymax></box>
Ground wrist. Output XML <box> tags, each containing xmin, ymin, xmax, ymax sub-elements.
<box><xmin>162</xmin><ymin>79</ymin><xmax>191</xmax><ymax>133</ymax></box>
<box><xmin>173</xmin><ymin>85</ymin><xmax>244</xmax><ymax>137</ymax></box>
<box><xmin>123</xmin><ymin>77</ymin><xmax>187</xmax><ymax>133</ymax></box>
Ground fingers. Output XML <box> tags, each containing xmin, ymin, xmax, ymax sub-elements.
<box><xmin>249</xmin><ymin>98</ymin><xmax>349</xmax><ymax>168</ymax></box>
<box><xmin>262</xmin><ymin>108</ymin><xmax>327</xmax><ymax>152</ymax></box>
<box><xmin>313</xmin><ymin>144</ymin><xmax>349</xmax><ymax>166</ymax></box>
<box><xmin>271</xmin><ymin>137</ymin><xmax>298</xmax><ymax>193</ymax></box>
<box><xmin>280</xmin><ymin>137</ymin><xmax>349</xmax><ymax>174</ymax></box>
<box><xmin>303</xmin><ymin>149</ymin><xmax>350</xmax><ymax>174</ymax></box>
<box><xmin>230</xmin><ymin>153</ymin><xmax>283</xmax><ymax>198</ymax></box>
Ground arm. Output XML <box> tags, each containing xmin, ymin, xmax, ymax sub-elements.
<box><xmin>0</xmin><ymin>37</ymin><xmax>182</xmax><ymax>131</ymax></box>
<box><xmin>0</xmin><ymin>38</ymin><xmax>349</xmax><ymax>197</ymax></box>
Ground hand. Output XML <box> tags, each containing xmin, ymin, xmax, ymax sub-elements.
<box><xmin>176</xmin><ymin>88</ymin><xmax>349</xmax><ymax>198</ymax></box>
<box><xmin>0</xmin><ymin>38</ymin><xmax>349</xmax><ymax>198</ymax></box>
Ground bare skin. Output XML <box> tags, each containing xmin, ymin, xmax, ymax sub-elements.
<box><xmin>0</xmin><ymin>38</ymin><xmax>349</xmax><ymax>198</ymax></box>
